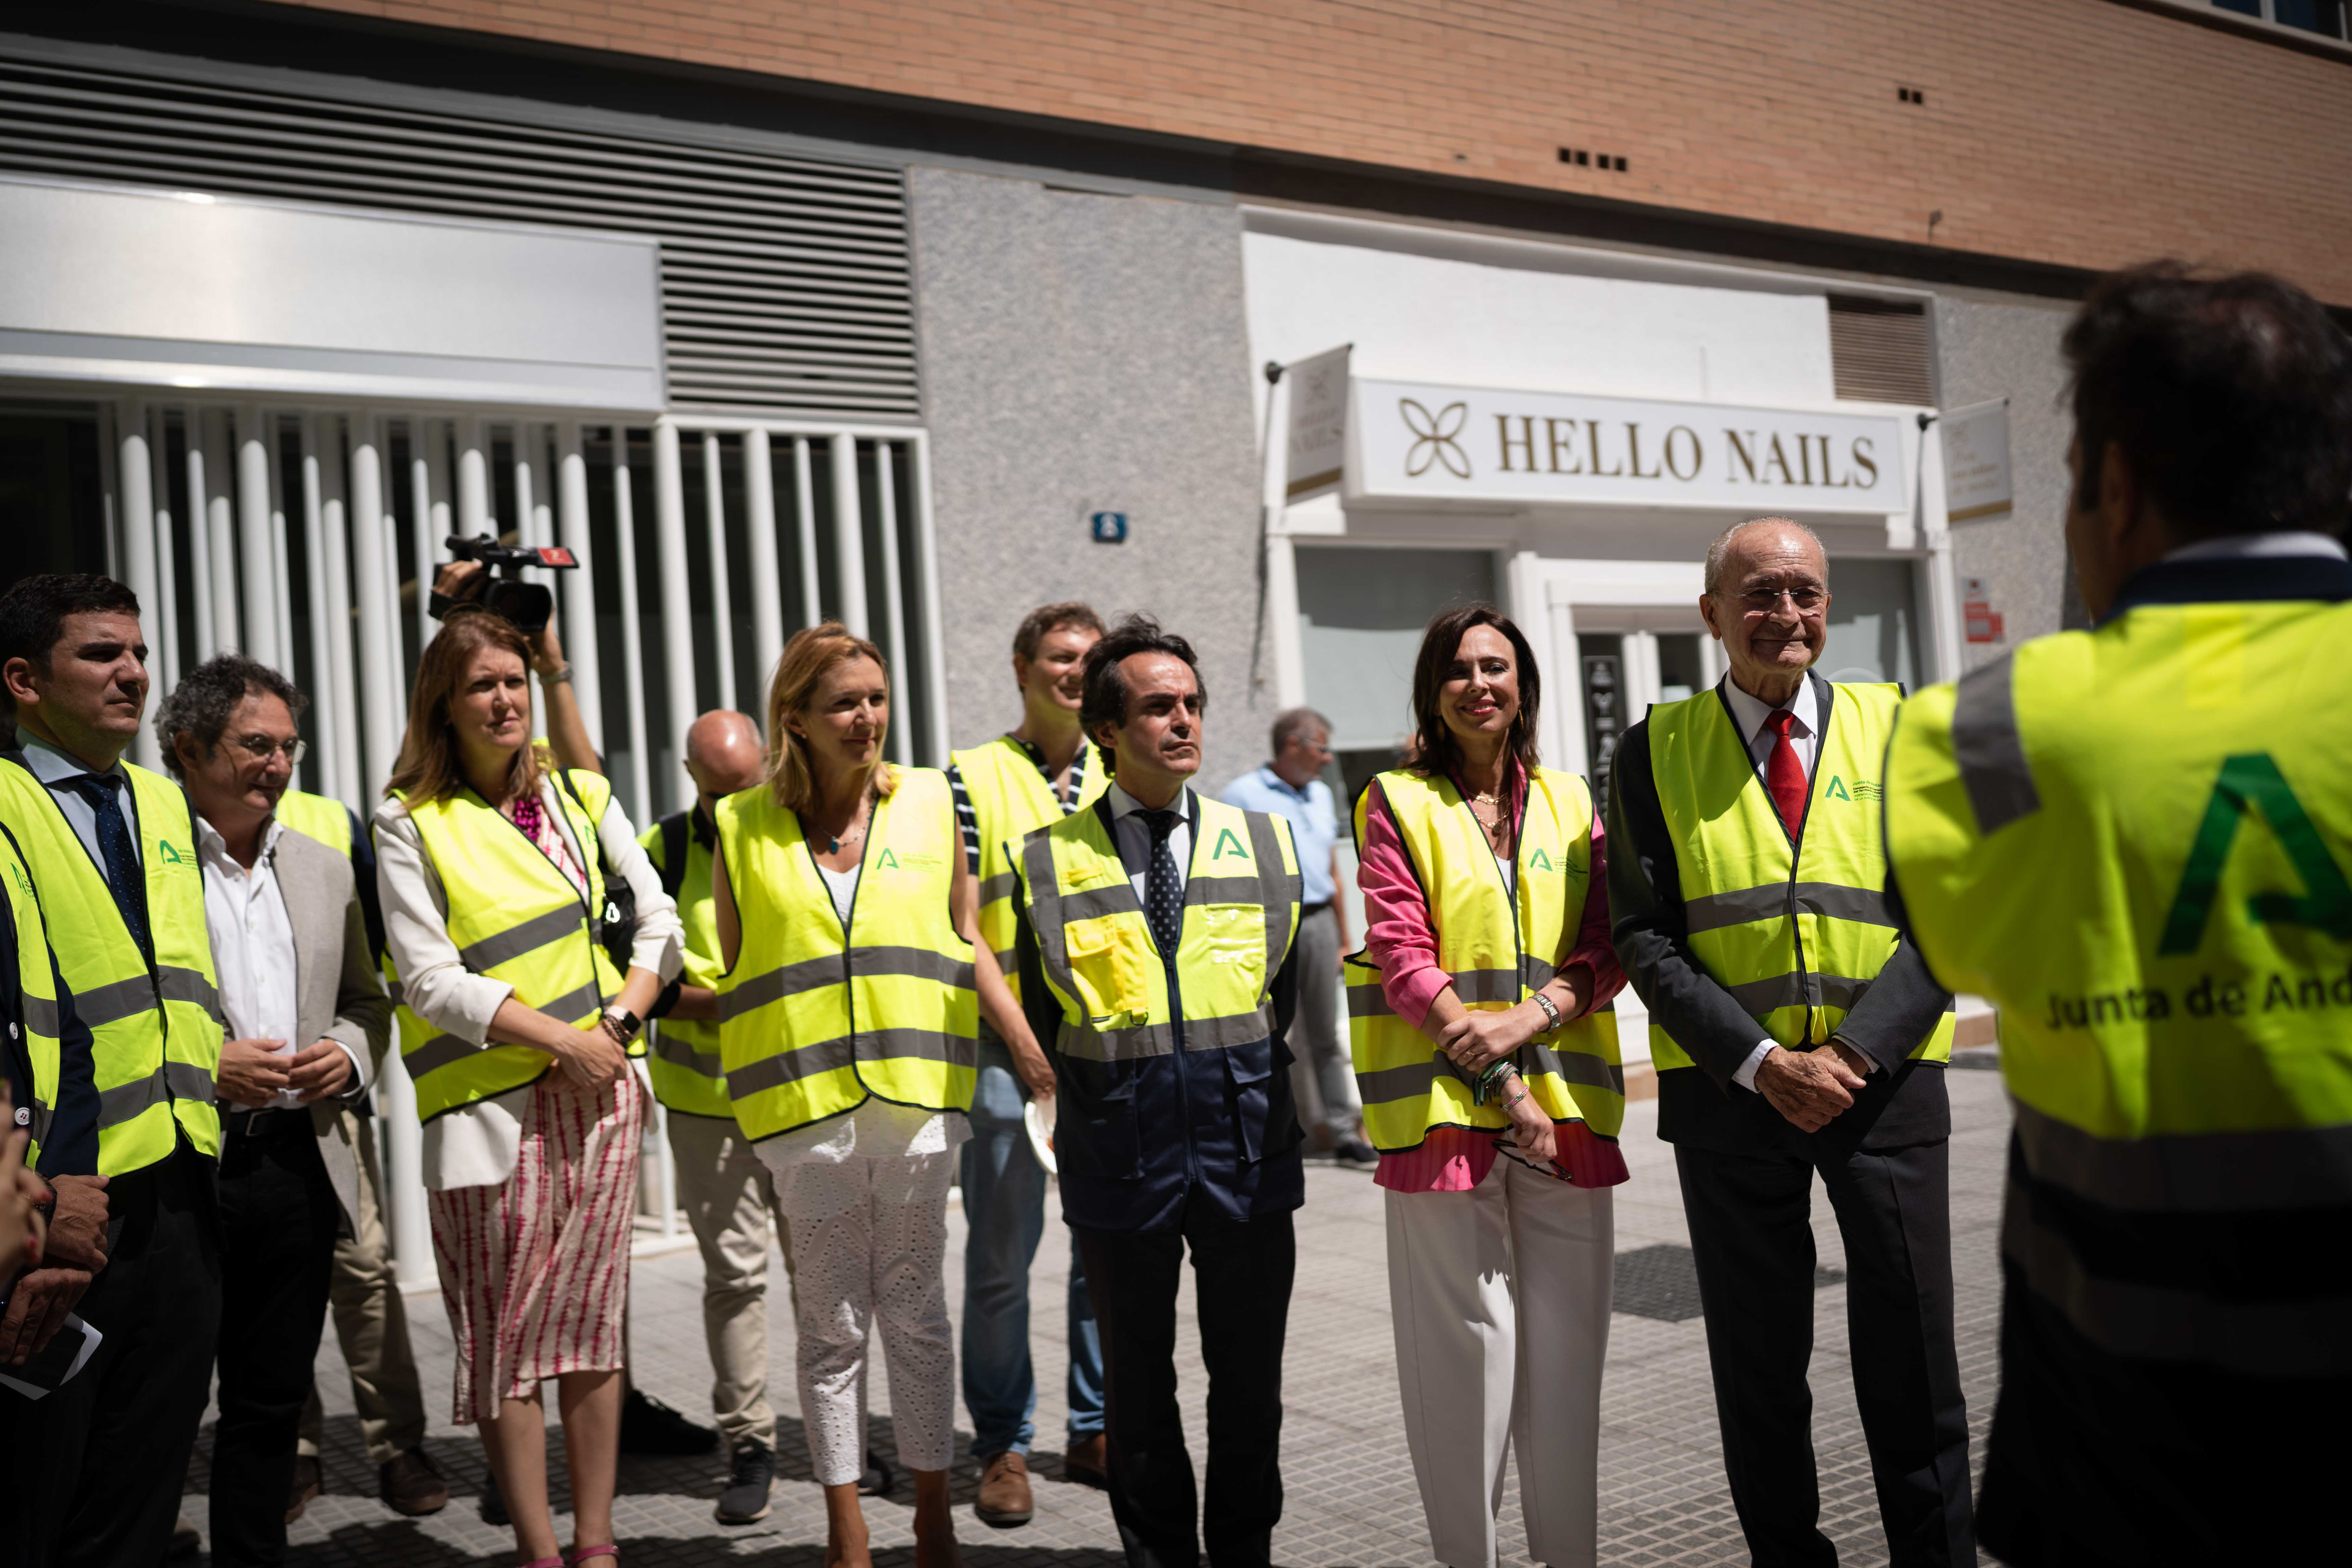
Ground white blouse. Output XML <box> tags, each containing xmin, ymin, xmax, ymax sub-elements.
<box><xmin>374</xmin><ymin>776</ymin><xmax>684</xmax><ymax>1190</ymax></box>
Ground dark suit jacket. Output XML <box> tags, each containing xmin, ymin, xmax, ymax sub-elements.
<box><xmin>1606</xmin><ymin>674</ymin><xmax>1951</xmax><ymax>1154</ymax></box>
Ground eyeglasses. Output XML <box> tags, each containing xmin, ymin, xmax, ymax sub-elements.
<box><xmin>230</xmin><ymin>734</ymin><xmax>307</xmax><ymax>767</ymax></box>
<box><xmin>1491</xmin><ymin>1135</ymin><xmax>1580</xmax><ymax>1184</ymax></box>
<box><xmin>1735</xmin><ymin>586</ymin><xmax>1826</xmax><ymax>612</ymax></box>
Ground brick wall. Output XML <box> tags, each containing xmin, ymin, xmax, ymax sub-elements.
<box><xmin>267</xmin><ymin>0</ymin><xmax>2352</xmax><ymax>300</ymax></box>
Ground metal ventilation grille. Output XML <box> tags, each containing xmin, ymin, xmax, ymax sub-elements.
<box><xmin>0</xmin><ymin>55</ymin><xmax>917</xmax><ymax>419</ymax></box>
<box><xmin>1828</xmin><ymin>295</ymin><xmax>1934</xmax><ymax>405</ymax></box>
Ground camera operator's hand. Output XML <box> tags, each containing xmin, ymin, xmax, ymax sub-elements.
<box><xmin>528</xmin><ymin>619</ymin><xmax>567</xmax><ymax>680</ymax></box>
<box><xmin>434</xmin><ymin>559</ymin><xmax>489</xmax><ymax>608</ymax></box>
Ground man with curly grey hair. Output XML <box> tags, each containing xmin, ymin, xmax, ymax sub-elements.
<box><xmin>160</xmin><ymin>654</ymin><xmax>398</xmax><ymax>1563</ymax></box>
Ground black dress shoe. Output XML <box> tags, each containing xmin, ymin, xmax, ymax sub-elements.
<box><xmin>619</xmin><ymin>1388</ymin><xmax>719</xmax><ymax>1456</ymax></box>
<box><xmin>859</xmin><ymin>1447</ymin><xmax>893</xmax><ymax>1497</ymax></box>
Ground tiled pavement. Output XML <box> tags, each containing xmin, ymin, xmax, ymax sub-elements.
<box><xmin>198</xmin><ymin>1064</ymin><xmax>2013</xmax><ymax>1566</ymax></box>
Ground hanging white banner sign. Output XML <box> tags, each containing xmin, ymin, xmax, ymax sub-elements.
<box><xmin>1284</xmin><ymin>344</ymin><xmax>1351</xmax><ymax>499</ymax></box>
<box><xmin>1346</xmin><ymin>377</ymin><xmax>1906</xmax><ymax>515</ymax></box>
<box><xmin>1941</xmin><ymin>397</ymin><xmax>2013</xmax><ymax>521</ymax></box>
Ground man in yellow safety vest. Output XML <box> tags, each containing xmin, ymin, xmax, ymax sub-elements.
<box><xmin>0</xmin><ymin>573</ymin><xmax>223</xmax><ymax>1568</ymax></box>
<box><xmin>1608</xmin><ymin>520</ymin><xmax>1970</xmax><ymax>1567</ymax></box>
<box><xmin>1884</xmin><ymin>262</ymin><xmax>2352</xmax><ymax>1564</ymax></box>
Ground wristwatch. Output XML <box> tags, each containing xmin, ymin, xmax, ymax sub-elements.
<box><xmin>539</xmin><ymin>664</ymin><xmax>574</xmax><ymax>686</ymax></box>
<box><xmin>600</xmin><ymin>1007</ymin><xmax>641</xmax><ymax>1045</ymax></box>
<box><xmin>1528</xmin><ymin>991</ymin><xmax>1564</xmax><ymax>1031</ymax></box>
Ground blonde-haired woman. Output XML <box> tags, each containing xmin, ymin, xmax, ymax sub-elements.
<box><xmin>715</xmin><ymin>623</ymin><xmax>1021</xmax><ymax>1568</ymax></box>
<box><xmin>373</xmin><ymin>607</ymin><xmax>681</xmax><ymax>1568</ymax></box>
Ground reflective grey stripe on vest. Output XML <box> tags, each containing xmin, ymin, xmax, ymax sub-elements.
<box><xmin>96</xmin><ymin>1059</ymin><xmax>218</xmax><ymax>1129</ymax></box>
<box><xmin>654</xmin><ymin>1027</ymin><xmax>724</xmax><ymax>1081</ymax></box>
<box><xmin>403</xmin><ymin>1033</ymin><xmax>480</xmax><ymax>1080</ymax></box>
<box><xmin>1185</xmin><ymin>872</ymin><xmax>1265</xmax><ymax>906</ymax></box>
<box><xmin>1349</xmin><ymin>963</ymin><xmax>1553</xmax><ymax>1017</ymax></box>
<box><xmin>458</xmin><ymin>905</ymin><xmax>585</xmax><ymax>974</ymax></box>
<box><xmin>19</xmin><ymin>992</ymin><xmax>60</xmax><ymax>1039</ymax></box>
<box><xmin>727</xmin><ymin>1026</ymin><xmax>973</xmax><ymax>1100</ymax></box>
<box><xmin>27</xmin><ymin>1097</ymin><xmax>51</xmax><ymax>1146</ymax></box>
<box><xmin>1684</xmin><ymin>882</ymin><xmax>1896</xmax><ymax>935</ymax></box>
<box><xmin>385</xmin><ymin>980</ymin><xmax>404</xmax><ymax>1009</ymax></box>
<box><xmin>1056</xmin><ymin>1004</ymin><xmax>1275</xmax><ymax>1063</ymax></box>
<box><xmin>1951</xmin><ymin>652</ymin><xmax>2041</xmax><ymax>835</ymax></box>
<box><xmin>2014</xmin><ymin>1100</ymin><xmax>2352</xmax><ymax>1214</ymax></box>
<box><xmin>721</xmin><ymin>946</ymin><xmax>971</xmax><ymax>1022</ymax></box>
<box><xmin>1722</xmin><ymin>971</ymin><xmax>1875</xmax><ymax>1016</ymax></box>
<box><xmin>978</xmin><ymin>871</ymin><xmax>1018</xmax><ymax>906</ymax></box>
<box><xmin>1360</xmin><ymin>1044</ymin><xmax>1625</xmax><ymax>1108</ymax></box>
<box><xmin>158</xmin><ymin>965</ymin><xmax>219</xmax><ymax>1018</ymax></box>
<box><xmin>1524</xmin><ymin>1039</ymin><xmax>1628</xmax><ymax>1096</ymax></box>
<box><xmin>2003</xmin><ymin>1176</ymin><xmax>2352</xmax><ymax>1378</ymax></box>
<box><xmin>1021</xmin><ymin>833</ymin><xmax>1075</xmax><ymax>973</ymax></box>
<box><xmin>1246</xmin><ymin>812</ymin><xmax>1299</xmax><ymax>983</ymax></box>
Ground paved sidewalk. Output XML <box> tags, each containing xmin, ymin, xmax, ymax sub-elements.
<box><xmin>197</xmin><ymin>1065</ymin><xmax>2012</xmax><ymax>1566</ymax></box>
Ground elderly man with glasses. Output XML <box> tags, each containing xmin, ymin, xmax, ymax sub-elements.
<box><xmin>160</xmin><ymin>653</ymin><xmax>390</xmax><ymax>1568</ymax></box>
<box><xmin>1221</xmin><ymin>708</ymin><xmax>1375</xmax><ymax>1166</ymax></box>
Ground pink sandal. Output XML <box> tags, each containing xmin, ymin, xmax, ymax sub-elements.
<box><xmin>568</xmin><ymin>1550</ymin><xmax>619</xmax><ymax>1566</ymax></box>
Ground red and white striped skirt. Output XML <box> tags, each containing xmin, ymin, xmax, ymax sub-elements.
<box><xmin>428</xmin><ymin>1070</ymin><xmax>645</xmax><ymax>1424</ymax></box>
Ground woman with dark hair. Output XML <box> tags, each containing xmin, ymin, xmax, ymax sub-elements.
<box><xmin>373</xmin><ymin>607</ymin><xmax>681</xmax><ymax>1568</ymax></box>
<box><xmin>1345</xmin><ymin>603</ymin><xmax>1627</xmax><ymax>1568</ymax></box>
<box><xmin>714</xmin><ymin>621</ymin><xmax>1024</xmax><ymax>1568</ymax></box>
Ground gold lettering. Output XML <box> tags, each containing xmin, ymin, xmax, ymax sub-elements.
<box><xmin>1544</xmin><ymin>416</ymin><xmax>1582</xmax><ymax>474</ymax></box>
<box><xmin>1726</xmin><ymin>430</ymin><xmax>1759</xmax><ymax>482</ymax></box>
<box><xmin>1626</xmin><ymin>423</ymin><xmax>1662</xmax><ymax>479</ymax></box>
<box><xmin>1796</xmin><ymin>433</ymin><xmax>1817</xmax><ymax>486</ymax></box>
<box><xmin>1762</xmin><ymin>434</ymin><xmax>1797</xmax><ymax>485</ymax></box>
<box><xmin>1819</xmin><ymin>434</ymin><xmax>1850</xmax><ymax>488</ymax></box>
<box><xmin>1587</xmin><ymin>419</ymin><xmax>1624</xmax><ymax>477</ymax></box>
<box><xmin>1851</xmin><ymin>436</ymin><xmax>1879</xmax><ymax>486</ymax></box>
<box><xmin>1496</xmin><ymin>414</ymin><xmax>1536</xmax><ymax>473</ymax></box>
<box><xmin>1664</xmin><ymin>426</ymin><xmax>1702</xmax><ymax>480</ymax></box>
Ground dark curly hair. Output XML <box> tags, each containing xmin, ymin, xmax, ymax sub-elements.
<box><xmin>2065</xmin><ymin>261</ymin><xmax>2352</xmax><ymax>541</ymax></box>
<box><xmin>1079</xmin><ymin>615</ymin><xmax>1205</xmax><ymax>774</ymax></box>
<box><xmin>156</xmin><ymin>654</ymin><xmax>307</xmax><ymax>780</ymax></box>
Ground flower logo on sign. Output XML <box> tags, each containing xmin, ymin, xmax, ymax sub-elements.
<box><xmin>1399</xmin><ymin>398</ymin><xmax>1472</xmax><ymax>479</ymax></box>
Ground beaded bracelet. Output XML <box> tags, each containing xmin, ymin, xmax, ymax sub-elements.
<box><xmin>1471</xmin><ymin>1060</ymin><xmax>1519</xmax><ymax>1106</ymax></box>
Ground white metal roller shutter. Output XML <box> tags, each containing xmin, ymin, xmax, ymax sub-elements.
<box><xmin>0</xmin><ymin>54</ymin><xmax>917</xmax><ymax>419</ymax></box>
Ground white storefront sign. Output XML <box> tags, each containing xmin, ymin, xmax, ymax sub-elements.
<box><xmin>1284</xmin><ymin>344</ymin><xmax>1351</xmax><ymax>498</ymax></box>
<box><xmin>1941</xmin><ymin>397</ymin><xmax>2013</xmax><ymax>521</ymax></box>
<box><xmin>1345</xmin><ymin>377</ymin><xmax>1907</xmax><ymax>515</ymax></box>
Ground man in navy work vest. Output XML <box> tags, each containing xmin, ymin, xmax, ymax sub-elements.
<box><xmin>1013</xmin><ymin>616</ymin><xmax>1305</xmax><ymax>1568</ymax></box>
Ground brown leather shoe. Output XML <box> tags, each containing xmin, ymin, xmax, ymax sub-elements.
<box><xmin>286</xmin><ymin>1457</ymin><xmax>321</xmax><ymax>1524</ymax></box>
<box><xmin>1063</xmin><ymin>1433</ymin><xmax>1108</xmax><ymax>1490</ymax></box>
<box><xmin>380</xmin><ymin>1449</ymin><xmax>451</xmax><ymax>1517</ymax></box>
<box><xmin>974</xmin><ymin>1450</ymin><xmax>1033</xmax><ymax>1527</ymax></box>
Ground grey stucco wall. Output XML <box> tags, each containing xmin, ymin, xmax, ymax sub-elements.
<box><xmin>1934</xmin><ymin>293</ymin><xmax>2081</xmax><ymax>668</ymax></box>
<box><xmin>909</xmin><ymin>166</ymin><xmax>1274</xmax><ymax>787</ymax></box>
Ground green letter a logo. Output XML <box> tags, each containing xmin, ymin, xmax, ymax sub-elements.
<box><xmin>1527</xmin><ymin>848</ymin><xmax>1555</xmax><ymax>872</ymax></box>
<box><xmin>876</xmin><ymin>847</ymin><xmax>900</xmax><ymax>870</ymax></box>
<box><xmin>2158</xmin><ymin>753</ymin><xmax>2352</xmax><ymax>956</ymax></box>
<box><xmin>1826</xmin><ymin>776</ymin><xmax>1851</xmax><ymax>802</ymax></box>
<box><xmin>1211</xmin><ymin>828</ymin><xmax>1247</xmax><ymax>861</ymax></box>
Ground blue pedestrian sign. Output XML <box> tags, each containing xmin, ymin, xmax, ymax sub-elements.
<box><xmin>1090</xmin><ymin>511</ymin><xmax>1129</xmax><ymax>544</ymax></box>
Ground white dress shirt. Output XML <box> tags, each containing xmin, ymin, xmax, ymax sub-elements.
<box><xmin>13</xmin><ymin>726</ymin><xmax>141</xmax><ymax>872</ymax></box>
<box><xmin>1105</xmin><ymin>780</ymin><xmax>1193</xmax><ymax>901</ymax></box>
<box><xmin>2163</xmin><ymin>529</ymin><xmax>2350</xmax><ymax>562</ymax></box>
<box><xmin>373</xmin><ymin>777</ymin><xmax>683</xmax><ymax>1189</ymax></box>
<box><xmin>1713</xmin><ymin>675</ymin><xmax>1831</xmax><ymax>1092</ymax></box>
<box><xmin>198</xmin><ymin>815</ymin><xmax>365</xmax><ymax>1109</ymax></box>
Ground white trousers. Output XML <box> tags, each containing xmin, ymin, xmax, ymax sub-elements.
<box><xmin>1386</xmin><ymin>1158</ymin><xmax>1614</xmax><ymax>1568</ymax></box>
<box><xmin>778</xmin><ymin>1147</ymin><xmax>959</xmax><ymax>1485</ymax></box>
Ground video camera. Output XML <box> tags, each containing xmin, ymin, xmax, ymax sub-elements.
<box><xmin>437</xmin><ymin>534</ymin><xmax>579</xmax><ymax>634</ymax></box>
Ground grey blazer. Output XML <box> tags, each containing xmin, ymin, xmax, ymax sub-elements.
<box><xmin>274</xmin><ymin>823</ymin><xmax>394</xmax><ymax>1229</ymax></box>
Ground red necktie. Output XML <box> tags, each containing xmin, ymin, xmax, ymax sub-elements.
<box><xmin>1764</xmin><ymin>708</ymin><xmax>1807</xmax><ymax>841</ymax></box>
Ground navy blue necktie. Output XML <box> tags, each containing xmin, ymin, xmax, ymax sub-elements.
<box><xmin>1138</xmin><ymin>808</ymin><xmax>1183</xmax><ymax>956</ymax></box>
<box><xmin>70</xmin><ymin>773</ymin><xmax>151</xmax><ymax>961</ymax></box>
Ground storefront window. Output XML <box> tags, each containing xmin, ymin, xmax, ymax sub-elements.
<box><xmin>1296</xmin><ymin>544</ymin><xmax>1495</xmax><ymax>807</ymax></box>
<box><xmin>1821</xmin><ymin>557</ymin><xmax>1924</xmax><ymax>688</ymax></box>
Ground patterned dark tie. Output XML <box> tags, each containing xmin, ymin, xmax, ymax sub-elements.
<box><xmin>1138</xmin><ymin>807</ymin><xmax>1183</xmax><ymax>955</ymax></box>
<box><xmin>71</xmin><ymin>772</ymin><xmax>152</xmax><ymax>962</ymax></box>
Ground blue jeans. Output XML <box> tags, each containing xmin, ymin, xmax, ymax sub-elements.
<box><xmin>960</xmin><ymin>1037</ymin><xmax>1104</xmax><ymax>1459</ymax></box>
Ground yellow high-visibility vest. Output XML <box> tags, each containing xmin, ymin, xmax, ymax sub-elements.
<box><xmin>1018</xmin><ymin>793</ymin><xmax>1300</xmax><ymax>1062</ymax></box>
<box><xmin>1344</xmin><ymin>768</ymin><xmax>1624</xmax><ymax>1150</ymax></box>
<box><xmin>275</xmin><ymin>787</ymin><xmax>353</xmax><ymax>859</ymax></box>
<box><xmin>1646</xmin><ymin>681</ymin><xmax>1954</xmax><ymax>1071</ymax></box>
<box><xmin>717</xmin><ymin>768</ymin><xmax>977</xmax><ymax>1140</ymax></box>
<box><xmin>640</xmin><ymin>811</ymin><xmax>729</xmax><ymax>1119</ymax></box>
<box><xmin>951</xmin><ymin>734</ymin><xmax>1107</xmax><ymax>1002</ymax></box>
<box><xmin>0</xmin><ymin>756</ymin><xmax>222</xmax><ymax>1172</ymax></box>
<box><xmin>0</xmin><ymin>823</ymin><xmax>63</xmax><ymax>1168</ymax></box>
<box><xmin>1885</xmin><ymin>596</ymin><xmax>2352</xmax><ymax>1377</ymax></box>
<box><xmin>385</xmin><ymin>770</ymin><xmax>624</xmax><ymax>1122</ymax></box>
